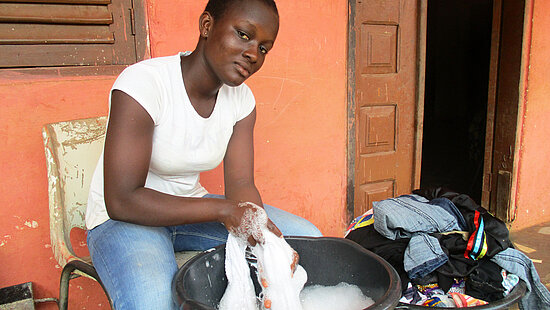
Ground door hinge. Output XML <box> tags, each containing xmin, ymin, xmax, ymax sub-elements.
<box><xmin>129</xmin><ymin>8</ymin><xmax>136</xmax><ymax>35</ymax></box>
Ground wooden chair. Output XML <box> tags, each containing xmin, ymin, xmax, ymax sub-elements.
<box><xmin>42</xmin><ymin>116</ymin><xmax>198</xmax><ymax>309</ymax></box>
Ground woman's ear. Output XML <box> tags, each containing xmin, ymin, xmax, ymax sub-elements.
<box><xmin>199</xmin><ymin>11</ymin><xmax>213</xmax><ymax>38</ymax></box>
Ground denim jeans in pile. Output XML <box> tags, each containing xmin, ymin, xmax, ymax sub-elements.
<box><xmin>373</xmin><ymin>194</ymin><xmax>463</xmax><ymax>279</ymax></box>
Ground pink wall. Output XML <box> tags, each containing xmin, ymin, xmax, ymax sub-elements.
<box><xmin>511</xmin><ymin>0</ymin><xmax>550</xmax><ymax>230</ymax></box>
<box><xmin>0</xmin><ymin>0</ymin><xmax>348</xmax><ymax>308</ymax></box>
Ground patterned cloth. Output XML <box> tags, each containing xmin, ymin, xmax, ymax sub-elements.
<box><xmin>345</xmin><ymin>209</ymin><xmax>374</xmax><ymax>236</ymax></box>
<box><xmin>450</xmin><ymin>292</ymin><xmax>488</xmax><ymax>307</ymax></box>
<box><xmin>399</xmin><ymin>279</ymin><xmax>489</xmax><ymax>308</ymax></box>
<box><xmin>502</xmin><ymin>269</ymin><xmax>520</xmax><ymax>295</ymax></box>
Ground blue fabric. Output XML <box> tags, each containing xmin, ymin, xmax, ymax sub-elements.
<box><xmin>491</xmin><ymin>248</ymin><xmax>550</xmax><ymax>310</ymax></box>
<box><xmin>87</xmin><ymin>194</ymin><xmax>322</xmax><ymax>310</ymax></box>
<box><xmin>405</xmin><ymin>234</ymin><xmax>449</xmax><ymax>280</ymax></box>
<box><xmin>373</xmin><ymin>194</ymin><xmax>463</xmax><ymax>279</ymax></box>
<box><xmin>429</xmin><ymin>198</ymin><xmax>467</xmax><ymax>230</ymax></box>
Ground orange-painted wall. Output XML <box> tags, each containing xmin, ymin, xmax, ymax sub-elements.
<box><xmin>146</xmin><ymin>0</ymin><xmax>350</xmax><ymax>235</ymax></box>
<box><xmin>510</xmin><ymin>0</ymin><xmax>550</xmax><ymax>230</ymax></box>
<box><xmin>3</xmin><ymin>0</ymin><xmax>548</xmax><ymax>308</ymax></box>
<box><xmin>0</xmin><ymin>75</ymin><xmax>113</xmax><ymax>308</ymax></box>
<box><xmin>0</xmin><ymin>0</ymin><xmax>348</xmax><ymax>308</ymax></box>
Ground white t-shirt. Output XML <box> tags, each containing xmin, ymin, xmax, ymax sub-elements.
<box><xmin>85</xmin><ymin>52</ymin><xmax>256</xmax><ymax>230</ymax></box>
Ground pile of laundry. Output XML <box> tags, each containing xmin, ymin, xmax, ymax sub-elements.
<box><xmin>345</xmin><ymin>188</ymin><xmax>550</xmax><ymax>309</ymax></box>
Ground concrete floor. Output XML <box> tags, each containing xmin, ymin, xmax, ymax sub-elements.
<box><xmin>509</xmin><ymin>222</ymin><xmax>550</xmax><ymax>291</ymax></box>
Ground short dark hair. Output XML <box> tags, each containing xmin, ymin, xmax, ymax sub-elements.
<box><xmin>204</xmin><ymin>0</ymin><xmax>278</xmax><ymax>20</ymax></box>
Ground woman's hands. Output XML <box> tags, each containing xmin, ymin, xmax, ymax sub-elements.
<box><xmin>220</xmin><ymin>201</ymin><xmax>282</xmax><ymax>246</ymax></box>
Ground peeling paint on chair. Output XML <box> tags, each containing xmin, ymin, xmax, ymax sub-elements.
<box><xmin>43</xmin><ymin>116</ymin><xmax>108</xmax><ymax>279</ymax></box>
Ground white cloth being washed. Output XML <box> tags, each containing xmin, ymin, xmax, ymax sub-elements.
<box><xmin>219</xmin><ymin>230</ymin><xmax>307</xmax><ymax>310</ymax></box>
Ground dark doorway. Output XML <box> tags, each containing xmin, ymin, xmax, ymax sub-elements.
<box><xmin>420</xmin><ymin>0</ymin><xmax>494</xmax><ymax>204</ymax></box>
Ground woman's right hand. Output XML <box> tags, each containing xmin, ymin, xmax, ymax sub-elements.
<box><xmin>221</xmin><ymin>201</ymin><xmax>270</xmax><ymax>246</ymax></box>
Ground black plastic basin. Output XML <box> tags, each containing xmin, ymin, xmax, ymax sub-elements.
<box><xmin>172</xmin><ymin>237</ymin><xmax>402</xmax><ymax>310</ymax></box>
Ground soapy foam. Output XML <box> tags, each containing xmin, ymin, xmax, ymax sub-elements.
<box><xmin>232</xmin><ymin>202</ymin><xmax>268</xmax><ymax>243</ymax></box>
<box><xmin>300</xmin><ymin>282</ymin><xmax>375</xmax><ymax>310</ymax></box>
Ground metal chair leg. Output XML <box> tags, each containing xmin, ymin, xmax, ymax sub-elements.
<box><xmin>59</xmin><ymin>263</ymin><xmax>77</xmax><ymax>310</ymax></box>
<box><xmin>58</xmin><ymin>261</ymin><xmax>114</xmax><ymax>309</ymax></box>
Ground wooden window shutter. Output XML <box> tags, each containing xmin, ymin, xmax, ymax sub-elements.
<box><xmin>0</xmin><ymin>0</ymin><xmax>144</xmax><ymax>68</ymax></box>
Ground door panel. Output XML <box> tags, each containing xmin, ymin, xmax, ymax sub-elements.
<box><xmin>352</xmin><ymin>0</ymin><xmax>424</xmax><ymax>217</ymax></box>
<box><xmin>482</xmin><ymin>0</ymin><xmax>525</xmax><ymax>222</ymax></box>
<box><xmin>360</xmin><ymin>24</ymin><xmax>398</xmax><ymax>74</ymax></box>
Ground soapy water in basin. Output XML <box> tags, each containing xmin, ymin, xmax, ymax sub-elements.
<box><xmin>219</xmin><ymin>280</ymin><xmax>375</xmax><ymax>310</ymax></box>
<box><xmin>300</xmin><ymin>282</ymin><xmax>375</xmax><ymax>310</ymax></box>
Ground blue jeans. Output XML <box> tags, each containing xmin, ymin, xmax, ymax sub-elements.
<box><xmin>373</xmin><ymin>194</ymin><xmax>463</xmax><ymax>279</ymax></box>
<box><xmin>86</xmin><ymin>194</ymin><xmax>322</xmax><ymax>310</ymax></box>
<box><xmin>491</xmin><ymin>248</ymin><xmax>550</xmax><ymax>310</ymax></box>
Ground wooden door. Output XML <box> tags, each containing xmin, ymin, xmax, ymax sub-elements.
<box><xmin>482</xmin><ymin>0</ymin><xmax>526</xmax><ymax>222</ymax></box>
<box><xmin>349</xmin><ymin>0</ymin><xmax>426</xmax><ymax>218</ymax></box>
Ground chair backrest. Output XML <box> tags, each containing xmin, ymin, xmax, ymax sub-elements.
<box><xmin>42</xmin><ymin>116</ymin><xmax>107</xmax><ymax>266</ymax></box>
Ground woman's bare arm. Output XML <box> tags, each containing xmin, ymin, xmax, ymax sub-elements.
<box><xmin>223</xmin><ymin>108</ymin><xmax>281</xmax><ymax>237</ymax></box>
<box><xmin>223</xmin><ymin>108</ymin><xmax>262</xmax><ymax>206</ymax></box>
<box><xmin>103</xmin><ymin>90</ymin><xmax>249</xmax><ymax>230</ymax></box>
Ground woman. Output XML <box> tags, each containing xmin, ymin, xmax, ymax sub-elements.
<box><xmin>85</xmin><ymin>0</ymin><xmax>322</xmax><ymax>309</ymax></box>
